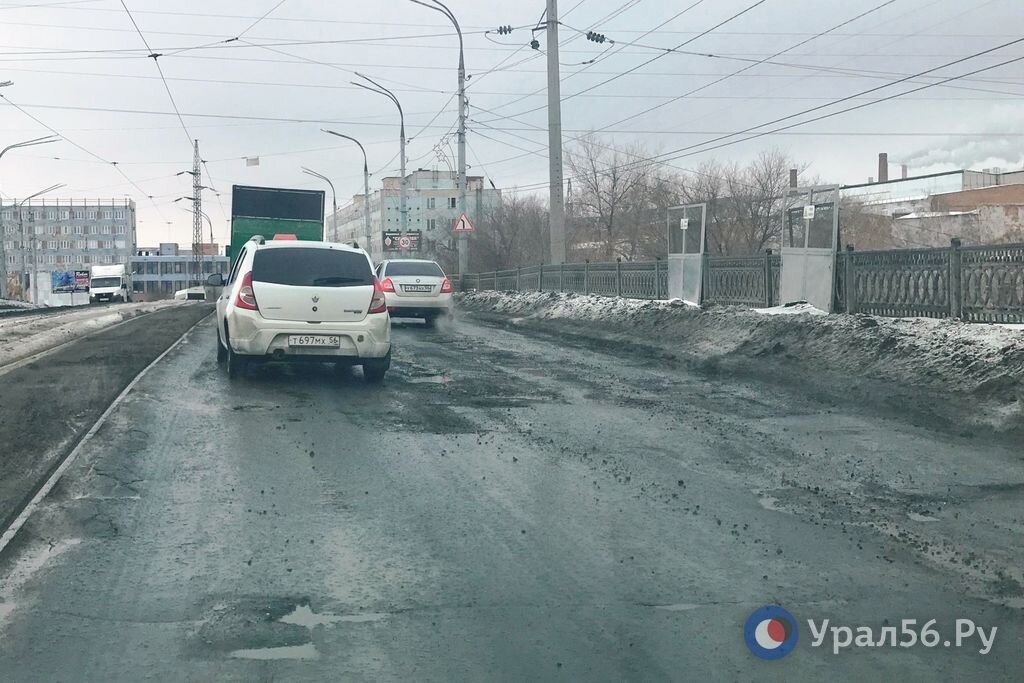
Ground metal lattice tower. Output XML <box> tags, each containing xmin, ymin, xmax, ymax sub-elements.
<box><xmin>191</xmin><ymin>139</ymin><xmax>203</xmax><ymax>288</ymax></box>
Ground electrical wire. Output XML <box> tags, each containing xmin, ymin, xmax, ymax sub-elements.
<box><xmin>0</xmin><ymin>90</ymin><xmax>168</xmax><ymax>221</ymax></box>
<box><xmin>485</xmin><ymin>0</ymin><xmax>770</xmax><ymax>122</ymax></box>
<box><xmin>583</xmin><ymin>0</ymin><xmax>899</xmax><ymax>137</ymax></box>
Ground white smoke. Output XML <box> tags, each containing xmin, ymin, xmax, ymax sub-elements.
<box><xmin>899</xmin><ymin>103</ymin><xmax>1024</xmax><ymax>172</ymax></box>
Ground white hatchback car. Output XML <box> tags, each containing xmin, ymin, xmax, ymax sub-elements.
<box><xmin>211</xmin><ymin>237</ymin><xmax>391</xmax><ymax>382</ymax></box>
<box><xmin>375</xmin><ymin>259</ymin><xmax>453</xmax><ymax>327</ymax></box>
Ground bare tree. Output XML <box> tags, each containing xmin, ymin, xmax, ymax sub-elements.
<box><xmin>566</xmin><ymin>136</ymin><xmax>656</xmax><ymax>261</ymax></box>
<box><xmin>471</xmin><ymin>193</ymin><xmax>548</xmax><ymax>270</ymax></box>
<box><xmin>681</xmin><ymin>150</ymin><xmax>801</xmax><ymax>256</ymax></box>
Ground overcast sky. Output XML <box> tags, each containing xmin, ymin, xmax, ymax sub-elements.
<box><xmin>1</xmin><ymin>0</ymin><xmax>1022</xmax><ymax>246</ymax></box>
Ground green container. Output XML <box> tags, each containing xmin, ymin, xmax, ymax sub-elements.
<box><xmin>229</xmin><ymin>185</ymin><xmax>326</xmax><ymax>260</ymax></box>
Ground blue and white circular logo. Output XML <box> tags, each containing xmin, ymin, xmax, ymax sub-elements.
<box><xmin>744</xmin><ymin>605</ymin><xmax>799</xmax><ymax>660</ymax></box>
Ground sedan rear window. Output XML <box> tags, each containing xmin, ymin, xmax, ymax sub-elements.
<box><xmin>253</xmin><ymin>248</ymin><xmax>372</xmax><ymax>287</ymax></box>
<box><xmin>385</xmin><ymin>261</ymin><xmax>445</xmax><ymax>277</ymax></box>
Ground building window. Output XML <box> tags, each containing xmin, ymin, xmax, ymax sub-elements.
<box><xmin>114</xmin><ymin>210</ymin><xmax>125</xmax><ymax>219</ymax></box>
<box><xmin>427</xmin><ymin>219</ymin><xmax>436</xmax><ymax>231</ymax></box>
<box><xmin>448</xmin><ymin>197</ymin><xmax>457</xmax><ymax>209</ymax></box>
<box><xmin>427</xmin><ymin>197</ymin><xmax>436</xmax><ymax>209</ymax></box>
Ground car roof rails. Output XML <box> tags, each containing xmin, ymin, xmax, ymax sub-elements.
<box><xmin>249</xmin><ymin>234</ymin><xmax>266</xmax><ymax>245</ymax></box>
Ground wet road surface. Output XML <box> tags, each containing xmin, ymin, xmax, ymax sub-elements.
<box><xmin>0</xmin><ymin>315</ymin><xmax>1020</xmax><ymax>681</ymax></box>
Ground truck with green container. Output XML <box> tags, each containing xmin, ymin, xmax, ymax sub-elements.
<box><xmin>229</xmin><ymin>185</ymin><xmax>325</xmax><ymax>261</ymax></box>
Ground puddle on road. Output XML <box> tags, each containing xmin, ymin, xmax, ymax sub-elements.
<box><xmin>280</xmin><ymin>604</ymin><xmax>388</xmax><ymax>628</ymax></box>
<box><xmin>408</xmin><ymin>375</ymin><xmax>451</xmax><ymax>385</ymax></box>
<box><xmin>653</xmin><ymin>603</ymin><xmax>702</xmax><ymax>612</ymax></box>
<box><xmin>907</xmin><ymin>512</ymin><xmax>940</xmax><ymax>523</ymax></box>
<box><xmin>229</xmin><ymin>643</ymin><xmax>319</xmax><ymax>660</ymax></box>
<box><xmin>758</xmin><ymin>496</ymin><xmax>786</xmax><ymax>512</ymax></box>
<box><xmin>0</xmin><ymin>602</ymin><xmax>16</xmax><ymax>629</ymax></box>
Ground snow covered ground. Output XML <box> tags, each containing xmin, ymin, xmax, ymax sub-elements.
<box><xmin>457</xmin><ymin>291</ymin><xmax>1024</xmax><ymax>432</ymax></box>
<box><xmin>0</xmin><ymin>301</ymin><xmax>185</xmax><ymax>370</ymax></box>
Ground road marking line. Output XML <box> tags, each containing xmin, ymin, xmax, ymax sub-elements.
<box><xmin>0</xmin><ymin>313</ymin><xmax>211</xmax><ymax>556</ymax></box>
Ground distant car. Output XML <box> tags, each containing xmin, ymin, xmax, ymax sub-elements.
<box><xmin>211</xmin><ymin>236</ymin><xmax>391</xmax><ymax>382</ymax></box>
<box><xmin>375</xmin><ymin>259</ymin><xmax>453</xmax><ymax>327</ymax></box>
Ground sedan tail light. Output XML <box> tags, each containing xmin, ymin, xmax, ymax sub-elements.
<box><xmin>235</xmin><ymin>271</ymin><xmax>258</xmax><ymax>310</ymax></box>
<box><xmin>369</xmin><ymin>277</ymin><xmax>388</xmax><ymax>314</ymax></box>
<box><xmin>440</xmin><ymin>278</ymin><xmax>452</xmax><ymax>294</ymax></box>
<box><xmin>380</xmin><ymin>277</ymin><xmax>396</xmax><ymax>293</ymax></box>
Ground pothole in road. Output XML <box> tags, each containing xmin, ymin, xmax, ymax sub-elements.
<box><xmin>407</xmin><ymin>375</ymin><xmax>451</xmax><ymax>385</ymax></box>
<box><xmin>907</xmin><ymin>512</ymin><xmax>941</xmax><ymax>523</ymax></box>
<box><xmin>229</xmin><ymin>642</ymin><xmax>320</xmax><ymax>660</ymax></box>
<box><xmin>189</xmin><ymin>597</ymin><xmax>387</xmax><ymax>661</ymax></box>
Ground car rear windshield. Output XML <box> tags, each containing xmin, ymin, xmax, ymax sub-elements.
<box><xmin>386</xmin><ymin>261</ymin><xmax>445</xmax><ymax>277</ymax></box>
<box><xmin>253</xmin><ymin>248</ymin><xmax>373</xmax><ymax>287</ymax></box>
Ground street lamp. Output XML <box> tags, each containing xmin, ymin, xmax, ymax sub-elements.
<box><xmin>0</xmin><ymin>135</ymin><xmax>60</xmax><ymax>298</ymax></box>
<box><xmin>15</xmin><ymin>183</ymin><xmax>65</xmax><ymax>303</ymax></box>
<box><xmin>321</xmin><ymin>129</ymin><xmax>372</xmax><ymax>247</ymax></box>
<box><xmin>409</xmin><ymin>0</ymin><xmax>468</xmax><ymax>274</ymax></box>
<box><xmin>301</xmin><ymin>167</ymin><xmax>337</xmax><ymax>240</ymax></box>
<box><xmin>352</xmin><ymin>73</ymin><xmax>407</xmax><ymax>235</ymax></box>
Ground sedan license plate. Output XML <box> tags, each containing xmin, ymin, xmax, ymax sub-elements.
<box><xmin>403</xmin><ymin>284</ymin><xmax>433</xmax><ymax>293</ymax></box>
<box><xmin>288</xmin><ymin>335</ymin><xmax>341</xmax><ymax>347</ymax></box>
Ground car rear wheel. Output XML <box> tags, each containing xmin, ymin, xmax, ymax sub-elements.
<box><xmin>362</xmin><ymin>351</ymin><xmax>391</xmax><ymax>384</ymax></box>
<box><xmin>216</xmin><ymin>330</ymin><xmax>227</xmax><ymax>364</ymax></box>
<box><xmin>225</xmin><ymin>333</ymin><xmax>248</xmax><ymax>380</ymax></box>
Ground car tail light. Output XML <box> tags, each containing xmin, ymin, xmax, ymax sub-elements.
<box><xmin>440</xmin><ymin>278</ymin><xmax>452</xmax><ymax>294</ymax></box>
<box><xmin>369</xmin><ymin>277</ymin><xmax>388</xmax><ymax>314</ymax></box>
<box><xmin>235</xmin><ymin>271</ymin><xmax>258</xmax><ymax>310</ymax></box>
<box><xmin>380</xmin><ymin>277</ymin><xmax>396</xmax><ymax>293</ymax></box>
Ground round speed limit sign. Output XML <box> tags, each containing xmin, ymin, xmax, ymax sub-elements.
<box><xmin>398</xmin><ymin>236</ymin><xmax>412</xmax><ymax>250</ymax></box>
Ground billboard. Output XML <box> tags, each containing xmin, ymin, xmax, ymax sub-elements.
<box><xmin>51</xmin><ymin>270</ymin><xmax>91</xmax><ymax>293</ymax></box>
<box><xmin>382</xmin><ymin>230</ymin><xmax>422</xmax><ymax>253</ymax></box>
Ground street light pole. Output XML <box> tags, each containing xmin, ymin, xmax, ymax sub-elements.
<box><xmin>16</xmin><ymin>183</ymin><xmax>65</xmax><ymax>303</ymax></box>
<box><xmin>353</xmin><ymin>74</ymin><xmax>406</xmax><ymax>235</ymax></box>
<box><xmin>321</xmin><ymin>129</ymin><xmax>372</xmax><ymax>249</ymax></box>
<box><xmin>410</xmin><ymin>0</ymin><xmax>467</xmax><ymax>273</ymax></box>
<box><xmin>301</xmin><ymin>167</ymin><xmax>337</xmax><ymax>240</ymax></box>
<box><xmin>0</xmin><ymin>134</ymin><xmax>60</xmax><ymax>299</ymax></box>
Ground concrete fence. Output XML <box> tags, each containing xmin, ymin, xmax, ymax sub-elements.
<box><xmin>455</xmin><ymin>240</ymin><xmax>1024</xmax><ymax>324</ymax></box>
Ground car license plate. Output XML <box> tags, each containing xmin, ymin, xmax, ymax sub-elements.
<box><xmin>403</xmin><ymin>285</ymin><xmax>433</xmax><ymax>292</ymax></box>
<box><xmin>288</xmin><ymin>335</ymin><xmax>341</xmax><ymax>347</ymax></box>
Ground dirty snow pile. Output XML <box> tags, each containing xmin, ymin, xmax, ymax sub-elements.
<box><xmin>0</xmin><ymin>299</ymin><xmax>40</xmax><ymax>313</ymax></box>
<box><xmin>457</xmin><ymin>291</ymin><xmax>1024</xmax><ymax>431</ymax></box>
<box><xmin>0</xmin><ymin>300</ymin><xmax>184</xmax><ymax>368</ymax></box>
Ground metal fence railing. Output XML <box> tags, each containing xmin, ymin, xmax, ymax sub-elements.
<box><xmin>840</xmin><ymin>239</ymin><xmax>1024</xmax><ymax>324</ymax></box>
<box><xmin>457</xmin><ymin>240</ymin><xmax>1024</xmax><ymax>324</ymax></box>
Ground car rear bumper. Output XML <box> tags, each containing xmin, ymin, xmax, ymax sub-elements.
<box><xmin>385</xmin><ymin>293</ymin><xmax>452</xmax><ymax>316</ymax></box>
<box><xmin>227</xmin><ymin>309</ymin><xmax>391</xmax><ymax>359</ymax></box>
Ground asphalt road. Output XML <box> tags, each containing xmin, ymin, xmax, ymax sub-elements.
<box><xmin>0</xmin><ymin>314</ymin><xmax>1020</xmax><ymax>681</ymax></box>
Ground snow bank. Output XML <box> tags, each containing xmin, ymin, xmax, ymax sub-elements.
<box><xmin>0</xmin><ymin>301</ymin><xmax>186</xmax><ymax>370</ymax></box>
<box><xmin>751</xmin><ymin>302</ymin><xmax>827</xmax><ymax>316</ymax></box>
<box><xmin>457</xmin><ymin>291</ymin><xmax>1024</xmax><ymax>432</ymax></box>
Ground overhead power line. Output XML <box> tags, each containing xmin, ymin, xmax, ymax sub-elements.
<box><xmin>475</xmin><ymin>38</ymin><xmax>1024</xmax><ymax>192</ymax></box>
<box><xmin>0</xmin><ymin>90</ymin><xmax>168</xmax><ymax>220</ymax></box>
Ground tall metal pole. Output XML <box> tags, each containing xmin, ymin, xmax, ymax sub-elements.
<box><xmin>192</xmin><ymin>139</ymin><xmax>203</xmax><ymax>287</ymax></box>
<box><xmin>353</xmin><ymin>75</ymin><xmax>406</xmax><ymax>236</ymax></box>
<box><xmin>410</xmin><ymin>0</ymin><xmax>468</xmax><ymax>272</ymax></box>
<box><xmin>0</xmin><ymin>134</ymin><xmax>60</xmax><ymax>299</ymax></box>
<box><xmin>320</xmin><ymin>130</ymin><xmax>373</xmax><ymax>247</ymax></box>
<box><xmin>546</xmin><ymin>0</ymin><xmax>566</xmax><ymax>264</ymax></box>
<box><xmin>14</xmin><ymin>183</ymin><xmax>63</xmax><ymax>303</ymax></box>
<box><xmin>302</xmin><ymin>167</ymin><xmax>336</xmax><ymax>239</ymax></box>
